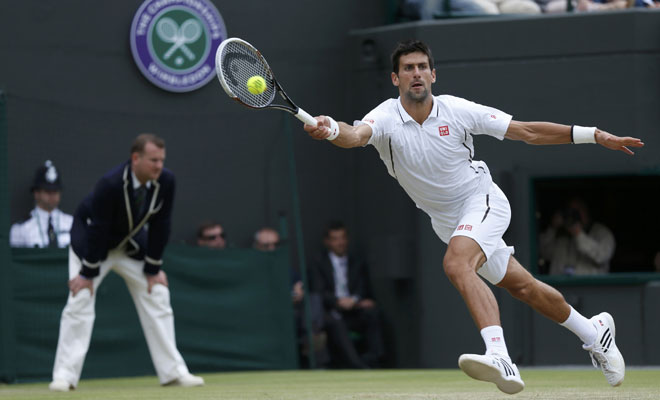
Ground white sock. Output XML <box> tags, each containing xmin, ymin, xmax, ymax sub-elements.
<box><xmin>480</xmin><ymin>325</ymin><xmax>510</xmax><ymax>359</ymax></box>
<box><xmin>560</xmin><ymin>306</ymin><xmax>597</xmax><ymax>345</ymax></box>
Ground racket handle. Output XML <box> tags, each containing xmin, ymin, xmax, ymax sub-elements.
<box><xmin>294</xmin><ymin>108</ymin><xmax>318</xmax><ymax>126</ymax></box>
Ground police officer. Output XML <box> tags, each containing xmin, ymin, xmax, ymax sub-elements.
<box><xmin>10</xmin><ymin>160</ymin><xmax>73</xmax><ymax>248</ymax></box>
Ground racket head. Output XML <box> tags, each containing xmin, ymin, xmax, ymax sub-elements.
<box><xmin>215</xmin><ymin>38</ymin><xmax>277</xmax><ymax>109</ymax></box>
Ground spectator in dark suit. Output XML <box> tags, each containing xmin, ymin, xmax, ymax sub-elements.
<box><xmin>49</xmin><ymin>134</ymin><xmax>203</xmax><ymax>391</ymax></box>
<box><xmin>311</xmin><ymin>221</ymin><xmax>384</xmax><ymax>368</ymax></box>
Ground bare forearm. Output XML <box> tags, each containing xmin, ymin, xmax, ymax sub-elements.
<box><xmin>331</xmin><ymin>122</ymin><xmax>368</xmax><ymax>148</ymax></box>
<box><xmin>506</xmin><ymin>120</ymin><xmax>644</xmax><ymax>155</ymax></box>
<box><xmin>304</xmin><ymin>116</ymin><xmax>372</xmax><ymax>148</ymax></box>
<box><xmin>506</xmin><ymin>121</ymin><xmax>571</xmax><ymax>145</ymax></box>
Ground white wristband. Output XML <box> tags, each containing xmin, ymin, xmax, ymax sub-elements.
<box><xmin>571</xmin><ymin>125</ymin><xmax>597</xmax><ymax>144</ymax></box>
<box><xmin>326</xmin><ymin>116</ymin><xmax>339</xmax><ymax>141</ymax></box>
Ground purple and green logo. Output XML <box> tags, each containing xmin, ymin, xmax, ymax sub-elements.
<box><xmin>130</xmin><ymin>0</ymin><xmax>226</xmax><ymax>92</ymax></box>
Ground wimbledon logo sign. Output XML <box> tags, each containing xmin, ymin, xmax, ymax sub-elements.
<box><xmin>130</xmin><ymin>0</ymin><xmax>227</xmax><ymax>92</ymax></box>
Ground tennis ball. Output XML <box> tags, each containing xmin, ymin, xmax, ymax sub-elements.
<box><xmin>247</xmin><ymin>75</ymin><xmax>266</xmax><ymax>95</ymax></box>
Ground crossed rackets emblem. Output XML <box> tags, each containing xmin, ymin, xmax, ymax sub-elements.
<box><xmin>156</xmin><ymin>17</ymin><xmax>202</xmax><ymax>61</ymax></box>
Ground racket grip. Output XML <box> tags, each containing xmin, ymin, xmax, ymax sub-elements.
<box><xmin>295</xmin><ymin>108</ymin><xmax>318</xmax><ymax>126</ymax></box>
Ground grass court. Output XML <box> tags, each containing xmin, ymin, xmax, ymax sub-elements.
<box><xmin>1</xmin><ymin>368</ymin><xmax>659</xmax><ymax>399</ymax></box>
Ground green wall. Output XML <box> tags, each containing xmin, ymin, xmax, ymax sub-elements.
<box><xmin>2</xmin><ymin>246</ymin><xmax>297</xmax><ymax>383</ymax></box>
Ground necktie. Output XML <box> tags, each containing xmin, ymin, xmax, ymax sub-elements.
<box><xmin>47</xmin><ymin>215</ymin><xmax>58</xmax><ymax>248</ymax></box>
<box><xmin>134</xmin><ymin>185</ymin><xmax>147</xmax><ymax>218</ymax></box>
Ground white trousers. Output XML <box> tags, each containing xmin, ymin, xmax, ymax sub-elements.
<box><xmin>52</xmin><ymin>248</ymin><xmax>190</xmax><ymax>386</ymax></box>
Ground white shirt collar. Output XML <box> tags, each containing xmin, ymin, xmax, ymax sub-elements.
<box><xmin>329</xmin><ymin>251</ymin><xmax>348</xmax><ymax>265</ymax></box>
<box><xmin>34</xmin><ymin>206</ymin><xmax>55</xmax><ymax>220</ymax></box>
<box><xmin>396</xmin><ymin>96</ymin><xmax>438</xmax><ymax>124</ymax></box>
<box><xmin>131</xmin><ymin>170</ymin><xmax>152</xmax><ymax>190</ymax></box>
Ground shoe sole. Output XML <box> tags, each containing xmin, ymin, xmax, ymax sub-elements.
<box><xmin>459</xmin><ymin>354</ymin><xmax>524</xmax><ymax>395</ymax></box>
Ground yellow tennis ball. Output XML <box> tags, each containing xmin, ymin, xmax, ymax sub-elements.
<box><xmin>247</xmin><ymin>75</ymin><xmax>266</xmax><ymax>95</ymax></box>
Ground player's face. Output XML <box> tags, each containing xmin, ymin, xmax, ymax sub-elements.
<box><xmin>34</xmin><ymin>189</ymin><xmax>60</xmax><ymax>212</ymax></box>
<box><xmin>392</xmin><ymin>52</ymin><xmax>436</xmax><ymax>103</ymax></box>
<box><xmin>324</xmin><ymin>228</ymin><xmax>348</xmax><ymax>257</ymax></box>
<box><xmin>132</xmin><ymin>142</ymin><xmax>165</xmax><ymax>183</ymax></box>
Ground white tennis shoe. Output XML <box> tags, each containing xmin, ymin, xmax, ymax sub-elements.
<box><xmin>164</xmin><ymin>373</ymin><xmax>205</xmax><ymax>387</ymax></box>
<box><xmin>458</xmin><ymin>353</ymin><xmax>525</xmax><ymax>394</ymax></box>
<box><xmin>583</xmin><ymin>312</ymin><xmax>625</xmax><ymax>386</ymax></box>
<box><xmin>48</xmin><ymin>380</ymin><xmax>73</xmax><ymax>392</ymax></box>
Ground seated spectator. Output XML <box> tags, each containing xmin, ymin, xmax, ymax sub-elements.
<box><xmin>311</xmin><ymin>221</ymin><xmax>384</xmax><ymax>368</ymax></box>
<box><xmin>253</xmin><ymin>227</ymin><xmax>329</xmax><ymax>368</ymax></box>
<box><xmin>10</xmin><ymin>160</ymin><xmax>73</xmax><ymax>248</ymax></box>
<box><xmin>401</xmin><ymin>0</ymin><xmax>498</xmax><ymax>17</ymax></box>
<box><xmin>196</xmin><ymin>221</ymin><xmax>226</xmax><ymax>249</ymax></box>
<box><xmin>253</xmin><ymin>227</ymin><xmax>281</xmax><ymax>251</ymax></box>
<box><xmin>576</xmin><ymin>0</ymin><xmax>627</xmax><ymax>11</ymax></box>
<box><xmin>400</xmin><ymin>0</ymin><xmax>541</xmax><ymax>19</ymax></box>
<box><xmin>537</xmin><ymin>0</ymin><xmax>575</xmax><ymax>13</ymax></box>
<box><xmin>539</xmin><ymin>198</ymin><xmax>615</xmax><ymax>275</ymax></box>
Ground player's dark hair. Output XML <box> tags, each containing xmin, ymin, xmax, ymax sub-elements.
<box><xmin>323</xmin><ymin>220</ymin><xmax>348</xmax><ymax>238</ymax></box>
<box><xmin>391</xmin><ymin>39</ymin><xmax>434</xmax><ymax>74</ymax></box>
<box><xmin>131</xmin><ymin>133</ymin><xmax>165</xmax><ymax>155</ymax></box>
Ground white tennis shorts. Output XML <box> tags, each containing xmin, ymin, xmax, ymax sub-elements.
<box><xmin>431</xmin><ymin>182</ymin><xmax>514</xmax><ymax>285</ymax></box>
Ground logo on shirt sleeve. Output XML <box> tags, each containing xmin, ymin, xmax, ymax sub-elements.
<box><xmin>363</xmin><ymin>119</ymin><xmax>375</xmax><ymax>125</ymax></box>
<box><xmin>438</xmin><ymin>126</ymin><xmax>449</xmax><ymax>136</ymax></box>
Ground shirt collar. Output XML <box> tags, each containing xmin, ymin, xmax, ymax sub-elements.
<box><xmin>131</xmin><ymin>170</ymin><xmax>152</xmax><ymax>190</ymax></box>
<box><xmin>396</xmin><ymin>96</ymin><xmax>438</xmax><ymax>124</ymax></box>
<box><xmin>329</xmin><ymin>251</ymin><xmax>348</xmax><ymax>264</ymax></box>
<box><xmin>34</xmin><ymin>206</ymin><xmax>54</xmax><ymax>219</ymax></box>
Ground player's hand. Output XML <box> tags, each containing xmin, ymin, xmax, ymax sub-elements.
<box><xmin>595</xmin><ymin>129</ymin><xmax>644</xmax><ymax>155</ymax></box>
<box><xmin>304</xmin><ymin>116</ymin><xmax>332</xmax><ymax>140</ymax></box>
<box><xmin>146</xmin><ymin>270</ymin><xmax>168</xmax><ymax>294</ymax></box>
<box><xmin>69</xmin><ymin>274</ymin><xmax>94</xmax><ymax>297</ymax></box>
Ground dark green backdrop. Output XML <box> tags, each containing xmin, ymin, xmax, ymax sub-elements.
<box><xmin>1</xmin><ymin>245</ymin><xmax>298</xmax><ymax>383</ymax></box>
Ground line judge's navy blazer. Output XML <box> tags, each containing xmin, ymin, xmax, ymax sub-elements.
<box><xmin>70</xmin><ymin>160</ymin><xmax>175</xmax><ymax>278</ymax></box>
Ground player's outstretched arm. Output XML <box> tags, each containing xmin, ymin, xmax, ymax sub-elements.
<box><xmin>505</xmin><ymin>120</ymin><xmax>644</xmax><ymax>155</ymax></box>
<box><xmin>304</xmin><ymin>116</ymin><xmax>372</xmax><ymax>149</ymax></box>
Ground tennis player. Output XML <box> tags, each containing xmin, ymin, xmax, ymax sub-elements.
<box><xmin>303</xmin><ymin>39</ymin><xmax>643</xmax><ymax>394</ymax></box>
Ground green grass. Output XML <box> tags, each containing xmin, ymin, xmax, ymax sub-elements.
<box><xmin>1</xmin><ymin>369</ymin><xmax>659</xmax><ymax>399</ymax></box>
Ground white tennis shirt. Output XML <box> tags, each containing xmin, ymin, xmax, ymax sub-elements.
<box><xmin>358</xmin><ymin>95</ymin><xmax>512</xmax><ymax>221</ymax></box>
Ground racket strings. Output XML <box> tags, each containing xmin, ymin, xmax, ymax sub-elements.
<box><xmin>220</xmin><ymin>41</ymin><xmax>275</xmax><ymax>108</ymax></box>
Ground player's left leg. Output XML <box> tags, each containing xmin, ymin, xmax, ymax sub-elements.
<box><xmin>497</xmin><ymin>256</ymin><xmax>625</xmax><ymax>386</ymax></box>
<box><xmin>438</xmin><ymin>184</ymin><xmax>525</xmax><ymax>394</ymax></box>
<box><xmin>444</xmin><ymin>236</ymin><xmax>525</xmax><ymax>394</ymax></box>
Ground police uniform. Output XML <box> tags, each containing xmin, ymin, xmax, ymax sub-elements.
<box><xmin>9</xmin><ymin>161</ymin><xmax>73</xmax><ymax>248</ymax></box>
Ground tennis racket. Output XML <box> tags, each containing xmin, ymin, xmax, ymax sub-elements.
<box><xmin>215</xmin><ymin>38</ymin><xmax>317</xmax><ymax>126</ymax></box>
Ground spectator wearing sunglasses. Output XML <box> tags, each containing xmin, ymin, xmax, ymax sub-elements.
<box><xmin>196</xmin><ymin>221</ymin><xmax>226</xmax><ymax>249</ymax></box>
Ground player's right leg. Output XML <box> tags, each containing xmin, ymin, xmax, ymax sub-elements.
<box><xmin>496</xmin><ymin>257</ymin><xmax>625</xmax><ymax>386</ymax></box>
<box><xmin>50</xmin><ymin>248</ymin><xmax>110</xmax><ymax>391</ymax></box>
